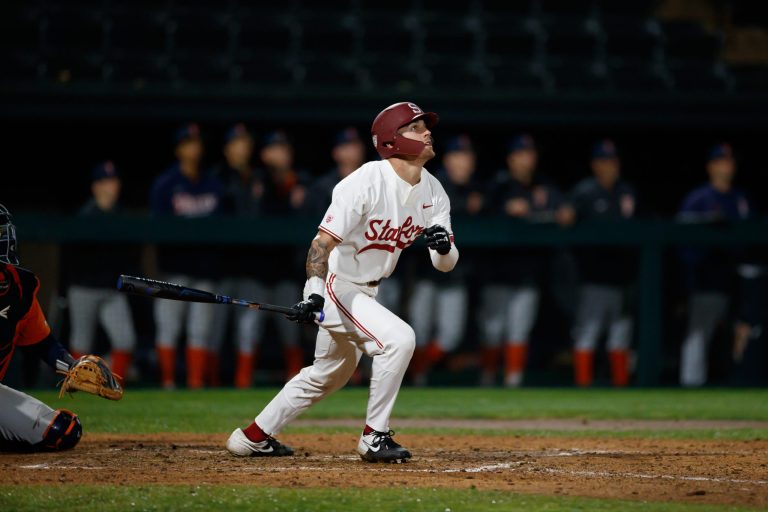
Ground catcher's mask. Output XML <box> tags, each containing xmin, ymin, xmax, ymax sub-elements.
<box><xmin>0</xmin><ymin>204</ymin><xmax>19</xmax><ymax>266</ymax></box>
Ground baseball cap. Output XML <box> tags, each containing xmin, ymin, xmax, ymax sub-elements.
<box><xmin>91</xmin><ymin>160</ymin><xmax>119</xmax><ymax>182</ymax></box>
<box><xmin>175</xmin><ymin>123</ymin><xmax>201</xmax><ymax>145</ymax></box>
<box><xmin>334</xmin><ymin>127</ymin><xmax>361</xmax><ymax>147</ymax></box>
<box><xmin>262</xmin><ymin>130</ymin><xmax>291</xmax><ymax>148</ymax></box>
<box><xmin>224</xmin><ymin>123</ymin><xmax>252</xmax><ymax>144</ymax></box>
<box><xmin>708</xmin><ymin>143</ymin><xmax>733</xmax><ymax>161</ymax></box>
<box><xmin>592</xmin><ymin>139</ymin><xmax>618</xmax><ymax>159</ymax></box>
<box><xmin>444</xmin><ymin>135</ymin><xmax>474</xmax><ymax>154</ymax></box>
<box><xmin>507</xmin><ymin>134</ymin><xmax>536</xmax><ymax>153</ymax></box>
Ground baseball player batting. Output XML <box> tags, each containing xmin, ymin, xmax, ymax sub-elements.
<box><xmin>226</xmin><ymin>102</ymin><xmax>459</xmax><ymax>463</ymax></box>
<box><xmin>0</xmin><ymin>204</ymin><xmax>121</xmax><ymax>452</ymax></box>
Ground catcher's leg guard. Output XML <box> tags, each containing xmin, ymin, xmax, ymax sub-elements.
<box><xmin>39</xmin><ymin>409</ymin><xmax>82</xmax><ymax>451</ymax></box>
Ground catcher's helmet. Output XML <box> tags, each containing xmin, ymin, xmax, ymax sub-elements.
<box><xmin>0</xmin><ymin>204</ymin><xmax>18</xmax><ymax>266</ymax></box>
<box><xmin>371</xmin><ymin>102</ymin><xmax>439</xmax><ymax>159</ymax></box>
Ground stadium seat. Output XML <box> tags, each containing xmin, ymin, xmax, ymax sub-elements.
<box><xmin>480</xmin><ymin>0</ymin><xmax>534</xmax><ymax>18</ymax></box>
<box><xmin>44</xmin><ymin>8</ymin><xmax>106</xmax><ymax>55</ymax></box>
<box><xmin>44</xmin><ymin>52</ymin><xmax>105</xmax><ymax>83</ymax></box>
<box><xmin>608</xmin><ymin>61</ymin><xmax>670</xmax><ymax>92</ymax></box>
<box><xmin>106</xmin><ymin>53</ymin><xmax>171</xmax><ymax>85</ymax></box>
<box><xmin>297</xmin><ymin>58</ymin><xmax>363</xmax><ymax>89</ymax></box>
<box><xmin>0</xmin><ymin>6</ymin><xmax>40</xmax><ymax>54</ymax></box>
<box><xmin>549</xmin><ymin>60</ymin><xmax>608</xmax><ymax>91</ymax></box>
<box><xmin>359</xmin><ymin>14</ymin><xmax>417</xmax><ymax>62</ymax></box>
<box><xmin>543</xmin><ymin>17</ymin><xmax>600</xmax><ymax>61</ymax></box>
<box><xmin>661</xmin><ymin>21</ymin><xmax>722</xmax><ymax>63</ymax></box>
<box><xmin>486</xmin><ymin>59</ymin><xmax>549</xmax><ymax>91</ymax></box>
<box><xmin>602</xmin><ymin>17</ymin><xmax>661</xmax><ymax>63</ymax></box>
<box><xmin>729</xmin><ymin>64</ymin><xmax>768</xmax><ymax>93</ymax></box>
<box><xmin>483</xmin><ymin>18</ymin><xmax>541</xmax><ymax>61</ymax></box>
<box><xmin>422</xmin><ymin>18</ymin><xmax>479</xmax><ymax>59</ymax></box>
<box><xmin>109</xmin><ymin>11</ymin><xmax>169</xmax><ymax>54</ymax></box>
<box><xmin>232</xmin><ymin>56</ymin><xmax>298</xmax><ymax>87</ymax></box>
<box><xmin>298</xmin><ymin>13</ymin><xmax>359</xmax><ymax>60</ymax></box>
<box><xmin>424</xmin><ymin>58</ymin><xmax>490</xmax><ymax>89</ymax></box>
<box><xmin>235</xmin><ymin>13</ymin><xmax>297</xmax><ymax>59</ymax></box>
<box><xmin>172</xmin><ymin>53</ymin><xmax>232</xmax><ymax>85</ymax></box>
<box><xmin>668</xmin><ymin>62</ymin><xmax>730</xmax><ymax>92</ymax></box>
<box><xmin>171</xmin><ymin>12</ymin><xmax>232</xmax><ymax>55</ymax></box>
<box><xmin>540</xmin><ymin>0</ymin><xmax>597</xmax><ymax>20</ymax></box>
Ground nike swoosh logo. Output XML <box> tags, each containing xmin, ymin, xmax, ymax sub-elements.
<box><xmin>259</xmin><ymin>444</ymin><xmax>274</xmax><ymax>453</ymax></box>
<box><xmin>366</xmin><ymin>443</ymin><xmax>381</xmax><ymax>452</ymax></box>
<box><xmin>422</xmin><ymin>204</ymin><xmax>433</xmax><ymax>209</ymax></box>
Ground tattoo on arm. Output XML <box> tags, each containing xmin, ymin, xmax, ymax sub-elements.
<box><xmin>306</xmin><ymin>237</ymin><xmax>331</xmax><ymax>279</ymax></box>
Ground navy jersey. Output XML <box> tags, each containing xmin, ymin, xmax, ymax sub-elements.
<box><xmin>305</xmin><ymin>168</ymin><xmax>342</xmax><ymax>215</ymax></box>
<box><xmin>678</xmin><ymin>184</ymin><xmax>752</xmax><ymax>292</ymax></box>
<box><xmin>435</xmin><ymin>168</ymin><xmax>484</xmax><ymax>217</ymax></box>
<box><xmin>570</xmin><ymin>177</ymin><xmax>636</xmax><ymax>221</ymax></box>
<box><xmin>570</xmin><ymin>177</ymin><xmax>637</xmax><ymax>285</ymax></box>
<box><xmin>480</xmin><ymin>171</ymin><xmax>566</xmax><ymax>284</ymax></box>
<box><xmin>679</xmin><ymin>184</ymin><xmax>751</xmax><ymax>221</ymax></box>
<box><xmin>215</xmin><ymin>163</ymin><xmax>264</xmax><ymax>217</ymax></box>
<box><xmin>150</xmin><ymin>163</ymin><xmax>222</xmax><ymax>217</ymax></box>
<box><xmin>486</xmin><ymin>170</ymin><xmax>567</xmax><ymax>218</ymax></box>
<box><xmin>150</xmin><ymin>163</ymin><xmax>223</xmax><ymax>277</ymax></box>
<box><xmin>259</xmin><ymin>168</ymin><xmax>312</xmax><ymax>216</ymax></box>
<box><xmin>64</xmin><ymin>200</ymin><xmax>141</xmax><ymax>288</ymax></box>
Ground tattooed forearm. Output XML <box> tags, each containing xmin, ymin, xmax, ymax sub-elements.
<box><xmin>306</xmin><ymin>237</ymin><xmax>331</xmax><ymax>279</ymax></box>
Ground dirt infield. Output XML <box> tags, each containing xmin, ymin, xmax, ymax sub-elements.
<box><xmin>3</xmin><ymin>428</ymin><xmax>767</xmax><ymax>508</ymax></box>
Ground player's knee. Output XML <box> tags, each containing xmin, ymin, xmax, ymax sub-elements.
<box><xmin>39</xmin><ymin>409</ymin><xmax>82</xmax><ymax>451</ymax></box>
<box><xmin>393</xmin><ymin>325</ymin><xmax>416</xmax><ymax>357</ymax></box>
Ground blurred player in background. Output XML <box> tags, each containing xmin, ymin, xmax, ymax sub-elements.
<box><xmin>569</xmin><ymin>140</ymin><xmax>636</xmax><ymax>387</ymax></box>
<box><xmin>305</xmin><ymin>127</ymin><xmax>365</xmax><ymax>213</ymax></box>
<box><xmin>150</xmin><ymin>123</ymin><xmax>222</xmax><ymax>389</ymax></box>
<box><xmin>253</xmin><ymin>130</ymin><xmax>312</xmax><ymax>379</ymax></box>
<box><xmin>1</xmin><ymin>205</ymin><xmax>81</xmax><ymax>451</ymax></box>
<box><xmin>677</xmin><ymin>143</ymin><xmax>752</xmax><ymax>387</ymax></box>
<box><xmin>211</xmin><ymin>123</ymin><xmax>268</xmax><ymax>387</ymax></box>
<box><xmin>64</xmin><ymin>161</ymin><xmax>138</xmax><ymax>384</ymax></box>
<box><xmin>408</xmin><ymin>135</ymin><xmax>482</xmax><ymax>385</ymax></box>
<box><xmin>479</xmin><ymin>135</ymin><xmax>574</xmax><ymax>387</ymax></box>
<box><xmin>306</xmin><ymin>128</ymin><xmax>373</xmax><ymax>383</ymax></box>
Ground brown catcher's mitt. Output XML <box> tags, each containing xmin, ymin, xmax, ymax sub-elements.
<box><xmin>58</xmin><ymin>355</ymin><xmax>123</xmax><ymax>401</ymax></box>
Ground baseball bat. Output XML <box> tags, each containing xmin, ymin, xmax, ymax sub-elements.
<box><xmin>116</xmin><ymin>275</ymin><xmax>324</xmax><ymax>322</ymax></box>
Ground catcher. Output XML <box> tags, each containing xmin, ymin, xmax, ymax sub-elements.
<box><xmin>0</xmin><ymin>204</ymin><xmax>122</xmax><ymax>452</ymax></box>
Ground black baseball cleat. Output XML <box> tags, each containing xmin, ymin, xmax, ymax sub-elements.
<box><xmin>226</xmin><ymin>428</ymin><xmax>294</xmax><ymax>457</ymax></box>
<box><xmin>357</xmin><ymin>429</ymin><xmax>412</xmax><ymax>463</ymax></box>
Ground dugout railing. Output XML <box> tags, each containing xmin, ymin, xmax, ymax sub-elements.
<box><xmin>15</xmin><ymin>214</ymin><xmax>768</xmax><ymax>387</ymax></box>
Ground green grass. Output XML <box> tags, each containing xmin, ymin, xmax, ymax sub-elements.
<box><xmin>27</xmin><ymin>387</ymin><xmax>768</xmax><ymax>436</ymax></box>
<box><xmin>0</xmin><ymin>486</ymin><xmax>758</xmax><ymax>512</ymax></box>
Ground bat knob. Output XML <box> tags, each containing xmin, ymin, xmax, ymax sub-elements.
<box><xmin>315</xmin><ymin>311</ymin><xmax>325</xmax><ymax>324</ymax></box>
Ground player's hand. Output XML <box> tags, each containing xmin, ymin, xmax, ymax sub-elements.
<box><xmin>287</xmin><ymin>293</ymin><xmax>325</xmax><ymax>324</ymax></box>
<box><xmin>424</xmin><ymin>225</ymin><xmax>451</xmax><ymax>255</ymax></box>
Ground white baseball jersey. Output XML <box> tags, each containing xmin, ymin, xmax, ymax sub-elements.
<box><xmin>318</xmin><ymin>160</ymin><xmax>453</xmax><ymax>284</ymax></box>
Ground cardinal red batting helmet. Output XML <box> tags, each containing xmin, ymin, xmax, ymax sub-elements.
<box><xmin>371</xmin><ymin>102</ymin><xmax>439</xmax><ymax>159</ymax></box>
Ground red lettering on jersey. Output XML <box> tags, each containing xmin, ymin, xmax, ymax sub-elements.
<box><xmin>359</xmin><ymin>216</ymin><xmax>424</xmax><ymax>254</ymax></box>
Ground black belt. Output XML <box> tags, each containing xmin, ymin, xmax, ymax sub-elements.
<box><xmin>364</xmin><ymin>279</ymin><xmax>382</xmax><ymax>287</ymax></box>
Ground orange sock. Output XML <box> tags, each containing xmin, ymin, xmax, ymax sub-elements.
<box><xmin>206</xmin><ymin>350</ymin><xmax>220</xmax><ymax>388</ymax></box>
<box><xmin>110</xmin><ymin>350</ymin><xmax>132</xmax><ymax>386</ymax></box>
<box><xmin>157</xmin><ymin>347</ymin><xmax>176</xmax><ymax>388</ymax></box>
<box><xmin>186</xmin><ymin>347</ymin><xmax>207</xmax><ymax>389</ymax></box>
<box><xmin>481</xmin><ymin>347</ymin><xmax>500</xmax><ymax>374</ymax></box>
<box><xmin>609</xmin><ymin>350</ymin><xmax>630</xmax><ymax>387</ymax></box>
<box><xmin>504</xmin><ymin>343</ymin><xmax>527</xmax><ymax>376</ymax></box>
<box><xmin>410</xmin><ymin>347</ymin><xmax>428</xmax><ymax>377</ymax></box>
<box><xmin>425</xmin><ymin>340</ymin><xmax>444</xmax><ymax>364</ymax></box>
<box><xmin>235</xmin><ymin>352</ymin><xmax>255</xmax><ymax>389</ymax></box>
<box><xmin>284</xmin><ymin>346</ymin><xmax>303</xmax><ymax>380</ymax></box>
<box><xmin>574</xmin><ymin>349</ymin><xmax>594</xmax><ymax>387</ymax></box>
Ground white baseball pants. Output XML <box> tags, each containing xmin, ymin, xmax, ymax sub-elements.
<box><xmin>255</xmin><ymin>273</ymin><xmax>415</xmax><ymax>434</ymax></box>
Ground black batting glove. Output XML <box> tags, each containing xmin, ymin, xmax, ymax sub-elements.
<box><xmin>424</xmin><ymin>225</ymin><xmax>451</xmax><ymax>255</ymax></box>
<box><xmin>286</xmin><ymin>293</ymin><xmax>325</xmax><ymax>324</ymax></box>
